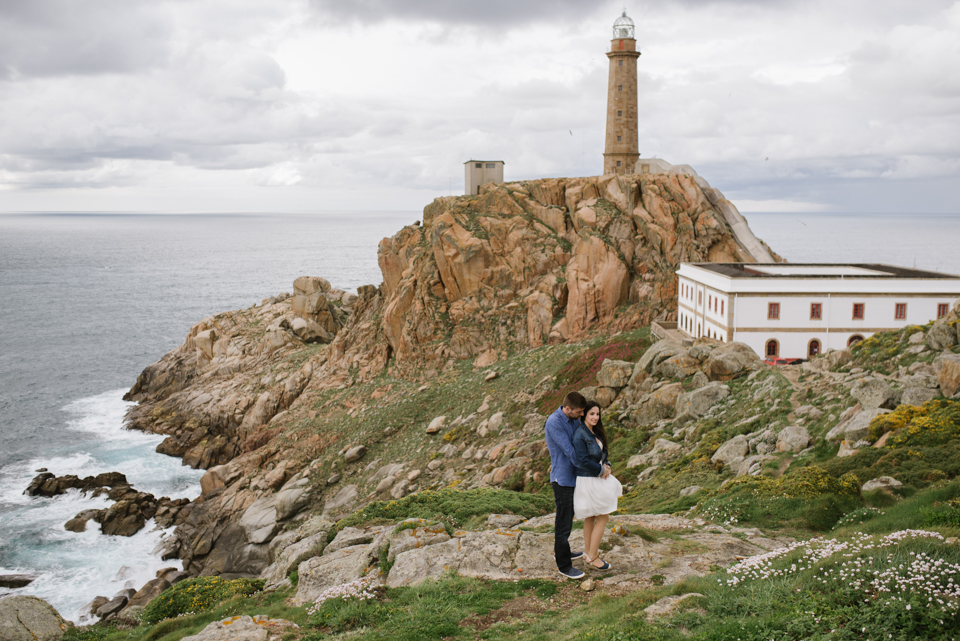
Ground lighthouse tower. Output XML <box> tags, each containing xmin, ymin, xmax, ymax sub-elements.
<box><xmin>603</xmin><ymin>12</ymin><xmax>640</xmax><ymax>175</ymax></box>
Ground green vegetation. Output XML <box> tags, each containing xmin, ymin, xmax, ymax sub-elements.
<box><xmin>328</xmin><ymin>487</ymin><xmax>553</xmax><ymax>540</ymax></box>
<box><xmin>141</xmin><ymin>577</ymin><xmax>265</xmax><ymax>624</ymax></box>
<box><xmin>869</xmin><ymin>399</ymin><xmax>960</xmax><ymax>448</ymax></box>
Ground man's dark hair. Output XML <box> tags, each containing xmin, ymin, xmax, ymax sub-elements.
<box><xmin>562</xmin><ymin>391</ymin><xmax>587</xmax><ymax>410</ymax></box>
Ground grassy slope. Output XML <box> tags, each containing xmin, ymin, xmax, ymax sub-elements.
<box><xmin>68</xmin><ymin>322</ymin><xmax>960</xmax><ymax>641</ymax></box>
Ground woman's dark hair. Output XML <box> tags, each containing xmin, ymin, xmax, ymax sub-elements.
<box><xmin>583</xmin><ymin>401</ymin><xmax>607</xmax><ymax>451</ymax></box>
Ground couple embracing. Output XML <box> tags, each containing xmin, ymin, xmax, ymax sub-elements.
<box><xmin>544</xmin><ymin>391</ymin><xmax>623</xmax><ymax>580</ymax></box>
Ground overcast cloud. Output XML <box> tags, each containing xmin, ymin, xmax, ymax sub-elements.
<box><xmin>0</xmin><ymin>0</ymin><xmax>957</xmax><ymax>212</ymax></box>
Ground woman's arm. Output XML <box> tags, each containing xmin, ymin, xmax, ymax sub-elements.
<box><xmin>573</xmin><ymin>429</ymin><xmax>603</xmax><ymax>476</ymax></box>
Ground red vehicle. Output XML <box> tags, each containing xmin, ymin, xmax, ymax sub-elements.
<box><xmin>764</xmin><ymin>356</ymin><xmax>804</xmax><ymax>366</ymax></box>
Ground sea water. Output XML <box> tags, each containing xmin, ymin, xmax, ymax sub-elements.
<box><xmin>0</xmin><ymin>212</ymin><xmax>411</xmax><ymax>621</ymax></box>
<box><xmin>0</xmin><ymin>210</ymin><xmax>957</xmax><ymax>621</ymax></box>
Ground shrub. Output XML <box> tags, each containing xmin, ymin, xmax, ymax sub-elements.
<box><xmin>141</xmin><ymin>576</ymin><xmax>264</xmax><ymax>624</ymax></box>
<box><xmin>868</xmin><ymin>399</ymin><xmax>960</xmax><ymax>446</ymax></box>
<box><xmin>885</xmin><ymin>400</ymin><xmax>960</xmax><ymax>448</ymax></box>
<box><xmin>722</xmin><ymin>465</ymin><xmax>861</xmax><ymax>500</ymax></box>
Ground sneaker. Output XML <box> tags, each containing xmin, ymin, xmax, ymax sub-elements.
<box><xmin>557</xmin><ymin>567</ymin><xmax>586</xmax><ymax>580</ymax></box>
<box><xmin>570</xmin><ymin>550</ymin><xmax>584</xmax><ymax>560</ymax></box>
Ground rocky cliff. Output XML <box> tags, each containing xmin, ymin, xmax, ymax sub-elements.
<box><xmin>115</xmin><ymin>169</ymin><xmax>778</xmax><ymax>577</ymax></box>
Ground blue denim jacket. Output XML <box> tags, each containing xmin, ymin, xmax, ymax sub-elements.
<box><xmin>545</xmin><ymin>406</ymin><xmax>580</xmax><ymax>487</ymax></box>
<box><xmin>573</xmin><ymin>424</ymin><xmax>608</xmax><ymax>478</ymax></box>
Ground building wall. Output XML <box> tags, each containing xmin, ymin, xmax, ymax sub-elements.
<box><xmin>603</xmin><ymin>38</ymin><xmax>640</xmax><ymax>175</ymax></box>
<box><xmin>676</xmin><ymin>266</ymin><xmax>960</xmax><ymax>359</ymax></box>
<box><xmin>464</xmin><ymin>161</ymin><xmax>504</xmax><ymax>195</ymax></box>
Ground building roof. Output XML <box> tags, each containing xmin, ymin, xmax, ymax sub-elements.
<box><xmin>464</xmin><ymin>160</ymin><xmax>505</xmax><ymax>164</ymax></box>
<box><xmin>685</xmin><ymin>263</ymin><xmax>960</xmax><ymax>280</ymax></box>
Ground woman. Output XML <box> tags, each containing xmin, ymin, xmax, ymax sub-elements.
<box><xmin>573</xmin><ymin>401</ymin><xmax>623</xmax><ymax>571</ymax></box>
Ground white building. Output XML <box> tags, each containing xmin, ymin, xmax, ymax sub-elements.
<box><xmin>676</xmin><ymin>263</ymin><xmax>960</xmax><ymax>360</ymax></box>
<box><xmin>464</xmin><ymin>160</ymin><xmax>504</xmax><ymax>195</ymax></box>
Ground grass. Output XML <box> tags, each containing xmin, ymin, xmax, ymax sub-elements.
<box><xmin>328</xmin><ymin>487</ymin><xmax>553</xmax><ymax>540</ymax></box>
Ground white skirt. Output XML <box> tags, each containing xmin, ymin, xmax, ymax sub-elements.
<box><xmin>574</xmin><ymin>474</ymin><xmax>623</xmax><ymax>520</ymax></box>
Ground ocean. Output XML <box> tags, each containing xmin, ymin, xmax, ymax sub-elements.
<box><xmin>0</xmin><ymin>210</ymin><xmax>958</xmax><ymax>621</ymax></box>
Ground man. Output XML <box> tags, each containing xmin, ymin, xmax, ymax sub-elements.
<box><xmin>544</xmin><ymin>391</ymin><xmax>610</xmax><ymax>579</ymax></box>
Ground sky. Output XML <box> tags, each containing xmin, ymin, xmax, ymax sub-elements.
<box><xmin>0</xmin><ymin>0</ymin><xmax>958</xmax><ymax>214</ymax></box>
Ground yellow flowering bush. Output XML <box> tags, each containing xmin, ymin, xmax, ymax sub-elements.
<box><xmin>141</xmin><ymin>576</ymin><xmax>264</xmax><ymax>624</ymax></box>
<box><xmin>868</xmin><ymin>400</ymin><xmax>960</xmax><ymax>448</ymax></box>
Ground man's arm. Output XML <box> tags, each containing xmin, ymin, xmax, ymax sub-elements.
<box><xmin>545</xmin><ymin>416</ymin><xmax>579</xmax><ymax>469</ymax></box>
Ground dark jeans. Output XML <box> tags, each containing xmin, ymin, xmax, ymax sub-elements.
<box><xmin>552</xmin><ymin>482</ymin><xmax>575</xmax><ymax>571</ymax></box>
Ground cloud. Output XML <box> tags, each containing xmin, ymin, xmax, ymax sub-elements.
<box><xmin>0</xmin><ymin>0</ymin><xmax>957</xmax><ymax>213</ymax></box>
<box><xmin>305</xmin><ymin>0</ymin><xmax>605</xmax><ymax>28</ymax></box>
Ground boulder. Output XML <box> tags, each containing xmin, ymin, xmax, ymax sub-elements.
<box><xmin>292</xmin><ymin>545</ymin><xmax>378</xmax><ymax>605</ymax></box>
<box><xmin>593</xmin><ymin>387</ymin><xmax>619</xmax><ymax>408</ymax></box>
<box><xmin>925</xmin><ymin>322</ymin><xmax>957</xmax><ymax>351</ymax></box>
<box><xmin>426</xmin><ymin>416</ymin><xmax>446</xmax><ymax>434</ymax></box>
<box><xmin>343</xmin><ymin>446</ymin><xmax>367</xmax><ymax>463</ymax></box>
<box><xmin>934</xmin><ymin>353</ymin><xmax>960</xmax><ymax>397</ymax></box>
<box><xmin>0</xmin><ymin>574</ymin><xmax>37</xmax><ymax>589</ymax></box>
<box><xmin>627</xmin><ymin>438</ymin><xmax>682</xmax><ymax>468</ymax></box>
<box><xmin>679</xmin><ymin>486</ymin><xmax>701</xmax><ymax>497</ymax></box>
<box><xmin>701</xmin><ymin>343</ymin><xmax>761</xmax><ymax>381</ymax></box>
<box><xmin>386</xmin><ymin>529</ymin><xmax>523</xmax><ymax>587</ymax></box>
<box><xmin>487</xmin><ymin>514</ymin><xmax>525</xmax><ymax>528</ymax></box>
<box><xmin>826</xmin><ymin>408</ymin><xmax>890</xmax><ymax>443</ymax></box>
<box><xmin>899</xmin><ymin>387</ymin><xmax>940</xmax><ymax>407</ymax></box>
<box><xmin>628</xmin><ymin>383</ymin><xmax>683</xmax><ymax>425</ymax></box>
<box><xmin>748</xmin><ymin>429</ymin><xmax>777</xmax><ymax>455</ymax></box>
<box><xmin>596</xmin><ymin>359</ymin><xmax>633</xmax><ymax>388</ymax></box>
<box><xmin>388</xmin><ymin>521</ymin><xmax>451</xmax><ymax>562</ymax></box>
<box><xmin>850</xmin><ymin>379</ymin><xmax>897</xmax><ymax>410</ymax></box>
<box><xmin>691</xmin><ymin>371</ymin><xmax>709</xmax><ymax>389</ymax></box>
<box><xmin>96</xmin><ymin>594</ymin><xmax>128</xmax><ymax>619</ymax></box>
<box><xmin>657</xmin><ymin>354</ymin><xmax>701</xmax><ymax>380</ymax></box>
<box><xmin>862</xmin><ymin>476</ymin><xmax>903</xmax><ymax>493</ymax></box>
<box><xmin>638</xmin><ymin>341</ymin><xmax>686</xmax><ymax>374</ymax></box>
<box><xmin>711</xmin><ymin>435</ymin><xmax>749</xmax><ymax>469</ymax></box>
<box><xmin>293</xmin><ymin>276</ymin><xmax>332</xmax><ymax>296</ymax></box>
<box><xmin>181</xmin><ymin>615</ymin><xmax>298</xmax><ymax>641</ymax></box>
<box><xmin>899</xmin><ymin>373</ymin><xmax>939</xmax><ymax>389</ymax></box>
<box><xmin>675</xmin><ymin>382</ymin><xmax>729</xmax><ymax>419</ymax></box>
<box><xmin>637</xmin><ymin>465</ymin><xmax>659</xmax><ymax>482</ymax></box>
<box><xmin>261</xmin><ymin>531</ymin><xmax>330</xmax><ymax>591</ymax></box>
<box><xmin>290</xmin><ymin>317</ymin><xmax>333</xmax><ymax>344</ymax></box>
<box><xmin>776</xmin><ymin>425</ymin><xmax>811</xmax><ymax>453</ymax></box>
<box><xmin>124</xmin><ymin>577</ymin><xmax>171</xmax><ymax>610</ymax></box>
<box><xmin>238</xmin><ymin>496</ymin><xmax>278</xmax><ymax>545</ymax></box>
<box><xmin>644</xmin><ymin>593</ymin><xmax>704</xmax><ymax>619</ymax></box>
<box><xmin>737</xmin><ymin>455</ymin><xmax>774</xmax><ymax>477</ymax></box>
<box><xmin>274</xmin><ymin>476</ymin><xmax>312</xmax><ymax>521</ymax></box>
<box><xmin>0</xmin><ymin>596</ymin><xmax>68</xmax><ymax>640</ymax></box>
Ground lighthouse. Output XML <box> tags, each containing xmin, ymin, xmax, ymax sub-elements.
<box><xmin>603</xmin><ymin>12</ymin><xmax>640</xmax><ymax>175</ymax></box>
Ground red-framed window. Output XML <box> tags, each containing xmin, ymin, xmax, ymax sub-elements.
<box><xmin>721</xmin><ymin>300</ymin><xmax>724</xmax><ymax>316</ymax></box>
<box><xmin>808</xmin><ymin>339</ymin><xmax>821</xmax><ymax>357</ymax></box>
<box><xmin>852</xmin><ymin>303</ymin><xmax>865</xmax><ymax>320</ymax></box>
<box><xmin>895</xmin><ymin>303</ymin><xmax>907</xmax><ymax>320</ymax></box>
<box><xmin>938</xmin><ymin>303</ymin><xmax>950</xmax><ymax>319</ymax></box>
<box><xmin>698</xmin><ymin>291</ymin><xmax>702</xmax><ymax>305</ymax></box>
<box><xmin>810</xmin><ymin>303</ymin><xmax>822</xmax><ymax>320</ymax></box>
<box><xmin>848</xmin><ymin>334</ymin><xmax>864</xmax><ymax>347</ymax></box>
<box><xmin>768</xmin><ymin>302</ymin><xmax>780</xmax><ymax>320</ymax></box>
<box><xmin>765</xmin><ymin>339</ymin><xmax>779</xmax><ymax>357</ymax></box>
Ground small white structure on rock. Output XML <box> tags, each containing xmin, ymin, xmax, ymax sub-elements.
<box><xmin>676</xmin><ymin>263</ymin><xmax>960</xmax><ymax>360</ymax></box>
<box><xmin>464</xmin><ymin>160</ymin><xmax>504</xmax><ymax>195</ymax></box>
